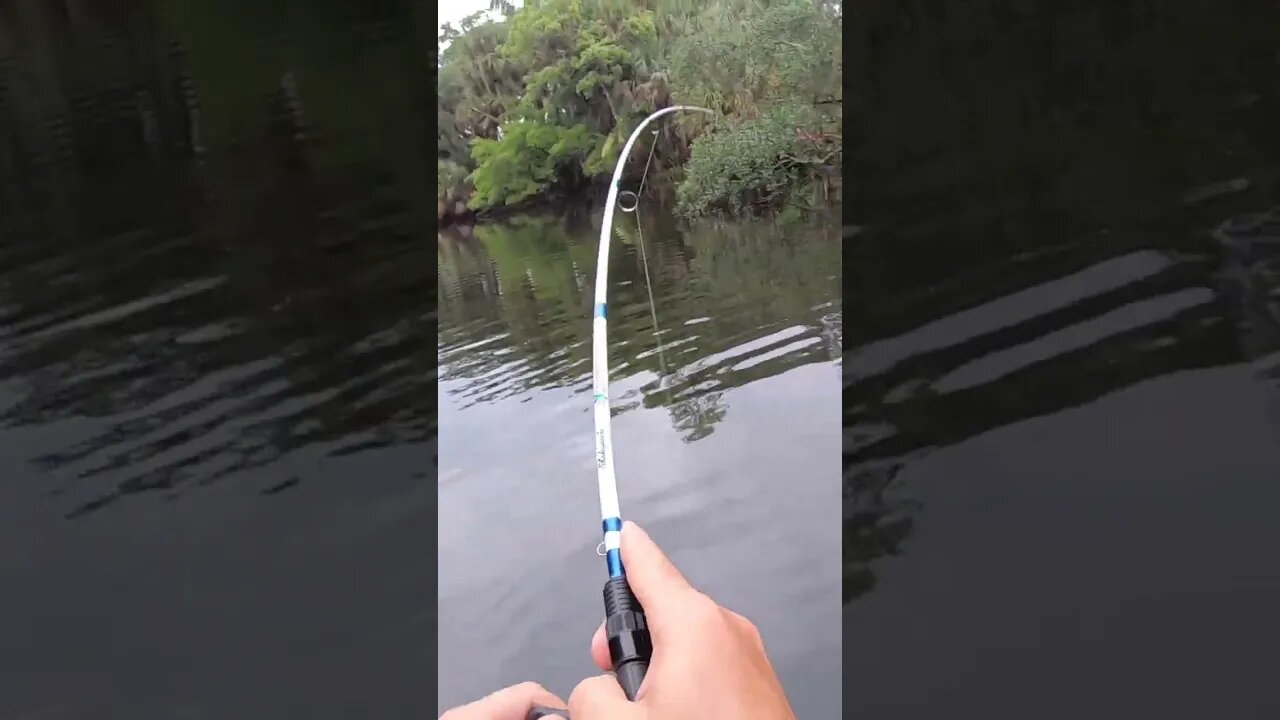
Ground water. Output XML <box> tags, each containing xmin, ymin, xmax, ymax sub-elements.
<box><xmin>1</xmin><ymin>4</ymin><xmax>433</xmax><ymax>718</ymax></box>
<box><xmin>437</xmin><ymin>208</ymin><xmax>843</xmax><ymax>714</ymax></box>
<box><xmin>846</xmin><ymin>2</ymin><xmax>1280</xmax><ymax>717</ymax></box>
<box><xmin>11</xmin><ymin>0</ymin><xmax>1280</xmax><ymax>716</ymax></box>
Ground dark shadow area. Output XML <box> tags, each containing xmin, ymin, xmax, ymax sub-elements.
<box><xmin>0</xmin><ymin>2</ymin><xmax>436</xmax><ymax>718</ymax></box>
<box><xmin>0</xmin><ymin>0</ymin><xmax>432</xmax><ymax>516</ymax></box>
<box><xmin>845</xmin><ymin>0</ymin><xmax>1280</xmax><ymax>716</ymax></box>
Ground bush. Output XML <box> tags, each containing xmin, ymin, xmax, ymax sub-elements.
<box><xmin>467</xmin><ymin>122</ymin><xmax>600</xmax><ymax>208</ymax></box>
<box><xmin>675</xmin><ymin>105</ymin><xmax>833</xmax><ymax>217</ymax></box>
<box><xmin>438</xmin><ymin>160</ymin><xmax>473</xmax><ymax>218</ymax></box>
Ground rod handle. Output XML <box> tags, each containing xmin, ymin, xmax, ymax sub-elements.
<box><xmin>524</xmin><ymin>578</ymin><xmax>651</xmax><ymax>720</ymax></box>
<box><xmin>603</xmin><ymin>576</ymin><xmax>652</xmax><ymax>701</ymax></box>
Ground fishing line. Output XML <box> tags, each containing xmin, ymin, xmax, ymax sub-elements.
<box><xmin>628</xmin><ymin>130</ymin><xmax>667</xmax><ymax>376</ymax></box>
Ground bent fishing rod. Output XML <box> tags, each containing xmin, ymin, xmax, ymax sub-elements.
<box><xmin>528</xmin><ymin>105</ymin><xmax>712</xmax><ymax>720</ymax></box>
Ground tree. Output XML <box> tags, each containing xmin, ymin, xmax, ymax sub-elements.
<box><xmin>437</xmin><ymin>0</ymin><xmax>844</xmax><ymax>215</ymax></box>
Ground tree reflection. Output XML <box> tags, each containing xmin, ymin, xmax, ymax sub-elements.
<box><xmin>844</xmin><ymin>0</ymin><xmax>1280</xmax><ymax>605</ymax></box>
<box><xmin>438</xmin><ymin>208</ymin><xmax>841</xmax><ymax>442</ymax></box>
<box><xmin>1213</xmin><ymin>206</ymin><xmax>1280</xmax><ymax>409</ymax></box>
<box><xmin>0</xmin><ymin>0</ymin><xmax>433</xmax><ymax>517</ymax></box>
<box><xmin>843</xmin><ymin>462</ymin><xmax>919</xmax><ymax>604</ymax></box>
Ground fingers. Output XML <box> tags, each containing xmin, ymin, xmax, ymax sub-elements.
<box><xmin>619</xmin><ymin>521</ymin><xmax>695</xmax><ymax>617</ymax></box>
<box><xmin>590</xmin><ymin>620</ymin><xmax>611</xmax><ymax>672</ymax></box>
<box><xmin>440</xmin><ymin>681</ymin><xmax>566</xmax><ymax>720</ymax></box>
<box><xmin>568</xmin><ymin>674</ymin><xmax>645</xmax><ymax>719</ymax></box>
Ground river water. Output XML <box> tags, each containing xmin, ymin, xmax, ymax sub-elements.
<box><xmin>846</xmin><ymin>2</ymin><xmax>1280</xmax><ymax>717</ymax></box>
<box><xmin>437</xmin><ymin>207</ymin><xmax>843</xmax><ymax>714</ymax></box>
<box><xmin>1</xmin><ymin>3</ymin><xmax>434</xmax><ymax>718</ymax></box>
<box><xmin>9</xmin><ymin>0</ymin><xmax>1280</xmax><ymax>718</ymax></box>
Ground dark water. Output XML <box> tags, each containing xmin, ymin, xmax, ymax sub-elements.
<box><xmin>846</xmin><ymin>1</ymin><xmax>1280</xmax><ymax>717</ymax></box>
<box><xmin>437</xmin><ymin>209</ymin><xmax>843</xmax><ymax>713</ymax></box>
<box><xmin>1</xmin><ymin>3</ymin><xmax>434</xmax><ymax>718</ymax></box>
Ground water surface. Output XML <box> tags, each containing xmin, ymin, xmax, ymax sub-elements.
<box><xmin>1</xmin><ymin>3</ymin><xmax>434</xmax><ymax>718</ymax></box>
<box><xmin>437</xmin><ymin>207</ymin><xmax>843</xmax><ymax>715</ymax></box>
<box><xmin>845</xmin><ymin>2</ymin><xmax>1280</xmax><ymax>716</ymax></box>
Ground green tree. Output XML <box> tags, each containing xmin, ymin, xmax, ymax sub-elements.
<box><xmin>435</xmin><ymin>0</ymin><xmax>843</xmax><ymax>216</ymax></box>
<box><xmin>668</xmin><ymin>0</ymin><xmax>842</xmax><ymax>216</ymax></box>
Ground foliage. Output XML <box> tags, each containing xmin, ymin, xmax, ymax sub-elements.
<box><xmin>676</xmin><ymin>106</ymin><xmax>815</xmax><ymax>216</ymax></box>
<box><xmin>439</xmin><ymin>159</ymin><xmax>473</xmax><ymax>218</ymax></box>
<box><xmin>668</xmin><ymin>0</ymin><xmax>841</xmax><ymax>118</ymax></box>
<box><xmin>438</xmin><ymin>15</ymin><xmax>526</xmax><ymax>165</ymax></box>
<box><xmin>438</xmin><ymin>159</ymin><xmax>471</xmax><ymax>191</ymax></box>
<box><xmin>467</xmin><ymin>122</ymin><xmax>600</xmax><ymax>207</ymax></box>
<box><xmin>666</xmin><ymin>0</ymin><xmax>841</xmax><ymax>215</ymax></box>
<box><xmin>436</xmin><ymin>0</ymin><xmax>843</xmax><ymax>216</ymax></box>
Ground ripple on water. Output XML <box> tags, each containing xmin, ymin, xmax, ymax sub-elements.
<box><xmin>0</xmin><ymin>221</ymin><xmax>430</xmax><ymax>517</ymax></box>
<box><xmin>437</xmin><ymin>211</ymin><xmax>843</xmax><ymax>429</ymax></box>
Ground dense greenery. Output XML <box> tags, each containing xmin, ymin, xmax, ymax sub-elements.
<box><xmin>437</xmin><ymin>0</ymin><xmax>841</xmax><ymax>219</ymax></box>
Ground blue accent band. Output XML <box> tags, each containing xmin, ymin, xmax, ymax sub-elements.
<box><xmin>595</xmin><ymin>303</ymin><xmax>607</xmax><ymax>318</ymax></box>
<box><xmin>602</xmin><ymin>516</ymin><xmax>622</xmax><ymax>533</ymax></box>
<box><xmin>594</xmin><ymin>393</ymin><xmax>607</xmax><ymax>403</ymax></box>
<box><xmin>606</xmin><ymin>548</ymin><xmax>624</xmax><ymax>577</ymax></box>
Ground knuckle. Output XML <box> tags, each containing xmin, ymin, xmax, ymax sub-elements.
<box><xmin>726</xmin><ymin>609</ymin><xmax>764</xmax><ymax>646</ymax></box>
<box><xmin>513</xmin><ymin>681</ymin><xmax>543</xmax><ymax>694</ymax></box>
<box><xmin>685</xmin><ymin>590</ymin><xmax>722</xmax><ymax>621</ymax></box>
<box><xmin>678</xmin><ymin>591</ymin><xmax>766</xmax><ymax>647</ymax></box>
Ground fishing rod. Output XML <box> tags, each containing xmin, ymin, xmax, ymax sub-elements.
<box><xmin>528</xmin><ymin>105</ymin><xmax>712</xmax><ymax>720</ymax></box>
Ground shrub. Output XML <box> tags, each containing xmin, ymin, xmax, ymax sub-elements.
<box><xmin>675</xmin><ymin>105</ymin><xmax>834</xmax><ymax>217</ymax></box>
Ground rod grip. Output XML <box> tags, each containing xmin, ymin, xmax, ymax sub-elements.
<box><xmin>523</xmin><ymin>583</ymin><xmax>649</xmax><ymax>719</ymax></box>
<box><xmin>603</xmin><ymin>576</ymin><xmax>652</xmax><ymax>701</ymax></box>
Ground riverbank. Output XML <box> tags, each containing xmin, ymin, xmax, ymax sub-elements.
<box><xmin>439</xmin><ymin>170</ymin><xmax>842</xmax><ymax>230</ymax></box>
<box><xmin>439</xmin><ymin>183</ymin><xmax>606</xmax><ymax>228</ymax></box>
<box><xmin>437</xmin><ymin>0</ymin><xmax>841</xmax><ymax>222</ymax></box>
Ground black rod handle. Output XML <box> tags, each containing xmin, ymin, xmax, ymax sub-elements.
<box><xmin>603</xmin><ymin>576</ymin><xmax>651</xmax><ymax>701</ymax></box>
<box><xmin>525</xmin><ymin>578</ymin><xmax>650</xmax><ymax>720</ymax></box>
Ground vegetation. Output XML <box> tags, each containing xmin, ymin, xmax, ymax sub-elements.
<box><xmin>436</xmin><ymin>0</ymin><xmax>841</xmax><ymax>220</ymax></box>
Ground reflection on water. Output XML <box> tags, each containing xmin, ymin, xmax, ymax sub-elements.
<box><xmin>438</xmin><ymin>209</ymin><xmax>842</xmax><ymax>438</ymax></box>
<box><xmin>845</xmin><ymin>0</ymin><xmax>1280</xmax><ymax>716</ymax></box>
<box><xmin>1</xmin><ymin>3</ymin><xmax>434</xmax><ymax>719</ymax></box>
<box><xmin>0</xmin><ymin>2</ymin><xmax>431</xmax><ymax>517</ymax></box>
<box><xmin>437</xmin><ymin>207</ymin><xmax>842</xmax><ymax>714</ymax></box>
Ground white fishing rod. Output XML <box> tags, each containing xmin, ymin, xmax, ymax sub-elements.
<box><xmin>590</xmin><ymin>105</ymin><xmax>713</xmax><ymax>703</ymax></box>
<box><xmin>528</xmin><ymin>106</ymin><xmax>715</xmax><ymax>720</ymax></box>
<box><xmin>528</xmin><ymin>104</ymin><xmax>714</xmax><ymax>720</ymax></box>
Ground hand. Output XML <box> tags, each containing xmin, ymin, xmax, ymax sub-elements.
<box><xmin>569</xmin><ymin>522</ymin><xmax>795</xmax><ymax>719</ymax></box>
<box><xmin>439</xmin><ymin>682</ymin><xmax>567</xmax><ymax>720</ymax></box>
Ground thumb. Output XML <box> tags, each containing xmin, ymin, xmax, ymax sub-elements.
<box><xmin>620</xmin><ymin>521</ymin><xmax>695</xmax><ymax>618</ymax></box>
<box><xmin>568</xmin><ymin>674</ymin><xmax>645</xmax><ymax>720</ymax></box>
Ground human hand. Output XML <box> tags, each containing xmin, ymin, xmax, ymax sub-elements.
<box><xmin>439</xmin><ymin>682</ymin><xmax>568</xmax><ymax>720</ymax></box>
<box><xmin>569</xmin><ymin>522</ymin><xmax>795</xmax><ymax>719</ymax></box>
